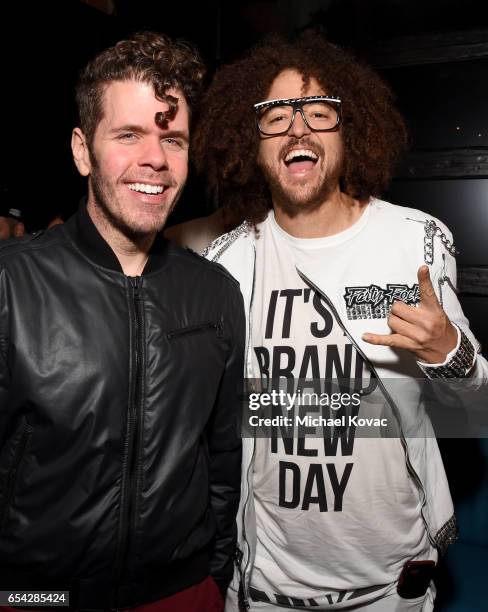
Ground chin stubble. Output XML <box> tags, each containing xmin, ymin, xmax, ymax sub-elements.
<box><xmin>88</xmin><ymin>154</ymin><xmax>179</xmax><ymax>238</ymax></box>
<box><xmin>259</xmin><ymin>154</ymin><xmax>343</xmax><ymax>218</ymax></box>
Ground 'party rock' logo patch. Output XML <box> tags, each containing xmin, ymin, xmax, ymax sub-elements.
<box><xmin>343</xmin><ymin>284</ymin><xmax>420</xmax><ymax>320</ymax></box>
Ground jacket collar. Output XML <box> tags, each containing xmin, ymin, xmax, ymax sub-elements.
<box><xmin>63</xmin><ymin>200</ymin><xmax>170</xmax><ymax>275</ymax></box>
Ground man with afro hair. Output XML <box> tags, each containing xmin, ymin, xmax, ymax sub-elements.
<box><xmin>169</xmin><ymin>31</ymin><xmax>488</xmax><ymax>611</ymax></box>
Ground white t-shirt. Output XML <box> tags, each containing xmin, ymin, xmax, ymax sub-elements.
<box><xmin>249</xmin><ymin>208</ymin><xmax>435</xmax><ymax>609</ymax></box>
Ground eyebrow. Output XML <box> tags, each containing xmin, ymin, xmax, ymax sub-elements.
<box><xmin>109</xmin><ymin>124</ymin><xmax>149</xmax><ymax>136</ymax></box>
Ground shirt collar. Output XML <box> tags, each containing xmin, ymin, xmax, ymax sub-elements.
<box><xmin>63</xmin><ymin>200</ymin><xmax>170</xmax><ymax>275</ymax></box>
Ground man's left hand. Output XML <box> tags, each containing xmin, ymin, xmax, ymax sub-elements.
<box><xmin>362</xmin><ymin>265</ymin><xmax>458</xmax><ymax>364</ymax></box>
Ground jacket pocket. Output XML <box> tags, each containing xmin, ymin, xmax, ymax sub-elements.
<box><xmin>166</xmin><ymin>321</ymin><xmax>223</xmax><ymax>341</ymax></box>
<box><xmin>0</xmin><ymin>420</ymin><xmax>34</xmax><ymax>532</ymax></box>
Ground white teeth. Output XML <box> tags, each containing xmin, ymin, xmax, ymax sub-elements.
<box><xmin>284</xmin><ymin>149</ymin><xmax>318</xmax><ymax>163</ymax></box>
<box><xmin>128</xmin><ymin>183</ymin><xmax>164</xmax><ymax>194</ymax></box>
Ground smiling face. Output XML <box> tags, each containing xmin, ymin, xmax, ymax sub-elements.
<box><xmin>72</xmin><ymin>80</ymin><xmax>189</xmax><ymax>239</ymax></box>
<box><xmin>257</xmin><ymin>69</ymin><xmax>343</xmax><ymax>215</ymax></box>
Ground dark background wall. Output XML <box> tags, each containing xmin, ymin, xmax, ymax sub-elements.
<box><xmin>1</xmin><ymin>1</ymin><xmax>487</xmax><ymax>609</ymax></box>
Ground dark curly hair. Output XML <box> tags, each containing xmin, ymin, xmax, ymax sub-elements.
<box><xmin>193</xmin><ymin>31</ymin><xmax>407</xmax><ymax>226</ymax></box>
<box><xmin>76</xmin><ymin>31</ymin><xmax>205</xmax><ymax>146</ymax></box>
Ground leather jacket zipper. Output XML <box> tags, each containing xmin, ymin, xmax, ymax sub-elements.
<box><xmin>113</xmin><ymin>276</ymin><xmax>145</xmax><ymax>596</ymax></box>
<box><xmin>166</xmin><ymin>321</ymin><xmax>223</xmax><ymax>340</ymax></box>
<box><xmin>0</xmin><ymin>424</ymin><xmax>33</xmax><ymax>531</ymax></box>
<box><xmin>297</xmin><ymin>270</ymin><xmax>435</xmax><ymax>548</ymax></box>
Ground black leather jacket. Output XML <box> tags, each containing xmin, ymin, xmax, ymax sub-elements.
<box><xmin>0</xmin><ymin>206</ymin><xmax>245</xmax><ymax>610</ymax></box>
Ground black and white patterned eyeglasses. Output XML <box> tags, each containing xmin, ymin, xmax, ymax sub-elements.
<box><xmin>254</xmin><ymin>95</ymin><xmax>342</xmax><ymax>135</ymax></box>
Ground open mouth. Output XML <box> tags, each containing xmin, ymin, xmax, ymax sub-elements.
<box><xmin>283</xmin><ymin>149</ymin><xmax>319</xmax><ymax>174</ymax></box>
<box><xmin>127</xmin><ymin>182</ymin><xmax>168</xmax><ymax>195</ymax></box>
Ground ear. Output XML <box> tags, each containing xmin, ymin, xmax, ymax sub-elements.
<box><xmin>71</xmin><ymin>127</ymin><xmax>91</xmax><ymax>177</ymax></box>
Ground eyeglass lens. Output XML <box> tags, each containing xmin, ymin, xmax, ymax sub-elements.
<box><xmin>258</xmin><ymin>101</ymin><xmax>339</xmax><ymax>134</ymax></box>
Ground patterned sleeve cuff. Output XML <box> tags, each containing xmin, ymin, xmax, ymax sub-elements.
<box><xmin>417</xmin><ymin>325</ymin><xmax>477</xmax><ymax>379</ymax></box>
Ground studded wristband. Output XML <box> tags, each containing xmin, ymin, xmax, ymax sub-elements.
<box><xmin>419</xmin><ymin>328</ymin><xmax>476</xmax><ymax>379</ymax></box>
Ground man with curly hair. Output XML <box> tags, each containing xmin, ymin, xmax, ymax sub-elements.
<box><xmin>188</xmin><ymin>32</ymin><xmax>488</xmax><ymax>611</ymax></box>
<box><xmin>0</xmin><ymin>32</ymin><xmax>245</xmax><ymax>611</ymax></box>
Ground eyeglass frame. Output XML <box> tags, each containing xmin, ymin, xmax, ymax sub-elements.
<box><xmin>253</xmin><ymin>95</ymin><xmax>342</xmax><ymax>136</ymax></box>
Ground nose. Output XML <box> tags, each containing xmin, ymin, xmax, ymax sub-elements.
<box><xmin>288</xmin><ymin>109</ymin><xmax>311</xmax><ymax>138</ymax></box>
<box><xmin>139</xmin><ymin>136</ymin><xmax>169</xmax><ymax>170</ymax></box>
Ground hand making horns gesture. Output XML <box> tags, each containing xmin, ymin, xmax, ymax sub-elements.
<box><xmin>362</xmin><ymin>265</ymin><xmax>458</xmax><ymax>364</ymax></box>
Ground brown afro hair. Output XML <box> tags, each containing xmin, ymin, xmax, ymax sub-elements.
<box><xmin>193</xmin><ymin>30</ymin><xmax>407</xmax><ymax>226</ymax></box>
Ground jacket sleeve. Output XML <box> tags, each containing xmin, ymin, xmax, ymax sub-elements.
<box><xmin>206</xmin><ymin>280</ymin><xmax>245</xmax><ymax>597</ymax></box>
<box><xmin>426</xmin><ymin>224</ymin><xmax>488</xmax><ymax>385</ymax></box>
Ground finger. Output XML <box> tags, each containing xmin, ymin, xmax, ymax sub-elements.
<box><xmin>362</xmin><ymin>332</ymin><xmax>419</xmax><ymax>352</ymax></box>
<box><xmin>418</xmin><ymin>265</ymin><xmax>440</xmax><ymax>309</ymax></box>
<box><xmin>390</xmin><ymin>300</ymin><xmax>422</xmax><ymax>324</ymax></box>
<box><xmin>387</xmin><ymin>314</ymin><xmax>423</xmax><ymax>344</ymax></box>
